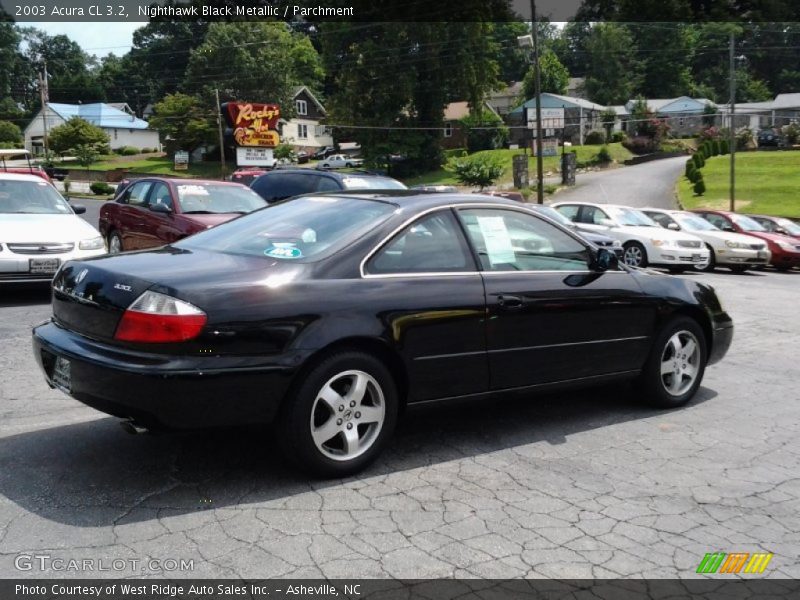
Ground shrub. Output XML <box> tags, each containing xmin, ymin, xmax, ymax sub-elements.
<box><xmin>596</xmin><ymin>145</ymin><xmax>612</xmax><ymax>163</ymax></box>
<box><xmin>443</xmin><ymin>147</ymin><xmax>468</xmax><ymax>159</ymax></box>
<box><xmin>90</xmin><ymin>181</ymin><xmax>114</xmax><ymax>195</ymax></box>
<box><xmin>692</xmin><ymin>152</ymin><xmax>704</xmax><ymax>169</ymax></box>
<box><xmin>735</xmin><ymin>127</ymin><xmax>754</xmax><ymax>150</ymax></box>
<box><xmin>584</xmin><ymin>130</ymin><xmax>606</xmax><ymax>145</ymax></box>
<box><xmin>610</xmin><ymin>130</ymin><xmax>626</xmax><ymax>143</ymax></box>
<box><xmin>693</xmin><ymin>176</ymin><xmax>706</xmax><ymax>196</ymax></box>
<box><xmin>622</xmin><ymin>136</ymin><xmax>657</xmax><ymax>155</ymax></box>
<box><xmin>460</xmin><ymin>110</ymin><xmax>509</xmax><ymax>153</ymax></box>
<box><xmin>685</xmin><ymin>160</ymin><xmax>697</xmax><ymax>180</ymax></box>
<box><xmin>720</xmin><ymin>139</ymin><xmax>730</xmax><ymax>154</ymax></box>
<box><xmin>711</xmin><ymin>140</ymin><xmax>721</xmax><ymax>156</ymax></box>
<box><xmin>783</xmin><ymin>122</ymin><xmax>799</xmax><ymax>145</ymax></box>
<box><xmin>446</xmin><ymin>153</ymin><xmax>505</xmax><ymax>190</ymax></box>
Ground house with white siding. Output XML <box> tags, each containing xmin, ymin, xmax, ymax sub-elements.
<box><xmin>279</xmin><ymin>86</ymin><xmax>334</xmax><ymax>152</ymax></box>
<box><xmin>24</xmin><ymin>103</ymin><xmax>160</xmax><ymax>154</ymax></box>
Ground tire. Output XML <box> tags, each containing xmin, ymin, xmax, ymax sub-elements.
<box><xmin>668</xmin><ymin>267</ymin><xmax>687</xmax><ymax>274</ymax></box>
<box><xmin>694</xmin><ymin>245</ymin><xmax>716</xmax><ymax>272</ymax></box>
<box><xmin>277</xmin><ymin>351</ymin><xmax>398</xmax><ymax>477</ymax></box>
<box><xmin>729</xmin><ymin>265</ymin><xmax>749</xmax><ymax>273</ymax></box>
<box><xmin>345</xmin><ymin>162</ymin><xmax>353</xmax><ymax>168</ymax></box>
<box><xmin>622</xmin><ymin>241</ymin><xmax>648</xmax><ymax>267</ymax></box>
<box><xmin>107</xmin><ymin>231</ymin><xmax>123</xmax><ymax>254</ymax></box>
<box><xmin>638</xmin><ymin>317</ymin><xmax>707</xmax><ymax>408</ymax></box>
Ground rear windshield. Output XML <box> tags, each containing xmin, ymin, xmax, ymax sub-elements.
<box><xmin>175</xmin><ymin>196</ymin><xmax>397</xmax><ymax>261</ymax></box>
<box><xmin>0</xmin><ymin>179</ymin><xmax>73</xmax><ymax>214</ymax></box>
<box><xmin>340</xmin><ymin>176</ymin><xmax>407</xmax><ymax>190</ymax></box>
<box><xmin>176</xmin><ymin>183</ymin><xmax>267</xmax><ymax>214</ymax></box>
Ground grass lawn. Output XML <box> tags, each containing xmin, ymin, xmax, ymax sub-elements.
<box><xmin>402</xmin><ymin>143</ymin><xmax>633</xmax><ymax>188</ymax></box>
<box><xmin>677</xmin><ymin>151</ymin><xmax>800</xmax><ymax>218</ymax></box>
<box><xmin>65</xmin><ymin>156</ymin><xmax>228</xmax><ymax>179</ymax></box>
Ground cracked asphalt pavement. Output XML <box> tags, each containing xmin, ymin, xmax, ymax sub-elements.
<box><xmin>1</xmin><ymin>266</ymin><xmax>799</xmax><ymax>580</ymax></box>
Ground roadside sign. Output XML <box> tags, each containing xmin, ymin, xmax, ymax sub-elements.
<box><xmin>174</xmin><ymin>151</ymin><xmax>189</xmax><ymax>171</ymax></box>
<box><xmin>527</xmin><ymin>107</ymin><xmax>565</xmax><ymax>130</ymax></box>
<box><xmin>533</xmin><ymin>139</ymin><xmax>559</xmax><ymax>157</ymax></box>
<box><xmin>236</xmin><ymin>146</ymin><xmax>274</xmax><ymax>167</ymax></box>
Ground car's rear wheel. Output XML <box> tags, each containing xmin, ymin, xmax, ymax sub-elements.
<box><xmin>729</xmin><ymin>265</ymin><xmax>749</xmax><ymax>273</ymax></box>
<box><xmin>277</xmin><ymin>351</ymin><xmax>398</xmax><ymax>477</ymax></box>
<box><xmin>108</xmin><ymin>231</ymin><xmax>123</xmax><ymax>254</ymax></box>
<box><xmin>638</xmin><ymin>317</ymin><xmax>706</xmax><ymax>408</ymax></box>
<box><xmin>622</xmin><ymin>242</ymin><xmax>648</xmax><ymax>267</ymax></box>
<box><xmin>345</xmin><ymin>162</ymin><xmax>353</xmax><ymax>168</ymax></box>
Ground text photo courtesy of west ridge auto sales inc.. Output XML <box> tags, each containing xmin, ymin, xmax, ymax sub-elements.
<box><xmin>1</xmin><ymin>0</ymin><xmax>800</xmax><ymax>598</ymax></box>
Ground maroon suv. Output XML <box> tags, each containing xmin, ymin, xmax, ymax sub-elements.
<box><xmin>99</xmin><ymin>178</ymin><xmax>267</xmax><ymax>253</ymax></box>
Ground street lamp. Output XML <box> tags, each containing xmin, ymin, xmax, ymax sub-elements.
<box><xmin>518</xmin><ymin>22</ymin><xmax>544</xmax><ymax>204</ymax></box>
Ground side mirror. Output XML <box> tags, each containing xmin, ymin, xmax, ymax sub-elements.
<box><xmin>71</xmin><ymin>204</ymin><xmax>86</xmax><ymax>215</ymax></box>
<box><xmin>775</xmin><ymin>227</ymin><xmax>787</xmax><ymax>235</ymax></box>
<box><xmin>667</xmin><ymin>222</ymin><xmax>680</xmax><ymax>231</ymax></box>
<box><xmin>598</xmin><ymin>218</ymin><xmax>615</xmax><ymax>228</ymax></box>
<box><xmin>149</xmin><ymin>202</ymin><xmax>172</xmax><ymax>214</ymax></box>
<box><xmin>722</xmin><ymin>225</ymin><xmax>735</xmax><ymax>232</ymax></box>
<box><xmin>591</xmin><ymin>247</ymin><xmax>619</xmax><ymax>272</ymax></box>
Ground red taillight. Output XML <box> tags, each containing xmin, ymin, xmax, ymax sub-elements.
<box><xmin>114</xmin><ymin>291</ymin><xmax>207</xmax><ymax>343</ymax></box>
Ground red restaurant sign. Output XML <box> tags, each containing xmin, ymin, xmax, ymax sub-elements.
<box><xmin>224</xmin><ymin>102</ymin><xmax>281</xmax><ymax>148</ymax></box>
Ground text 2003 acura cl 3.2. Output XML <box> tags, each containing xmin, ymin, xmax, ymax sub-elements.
<box><xmin>33</xmin><ymin>192</ymin><xmax>733</xmax><ymax>476</ymax></box>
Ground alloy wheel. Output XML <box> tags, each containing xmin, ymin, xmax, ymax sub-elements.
<box><xmin>309</xmin><ymin>370</ymin><xmax>385</xmax><ymax>462</ymax></box>
<box><xmin>623</xmin><ymin>245</ymin><xmax>644</xmax><ymax>266</ymax></box>
<box><xmin>660</xmin><ymin>330</ymin><xmax>701</xmax><ymax>397</ymax></box>
<box><xmin>108</xmin><ymin>234</ymin><xmax>122</xmax><ymax>254</ymax></box>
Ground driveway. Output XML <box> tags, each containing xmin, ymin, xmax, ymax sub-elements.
<box><xmin>551</xmin><ymin>156</ymin><xmax>687</xmax><ymax>209</ymax></box>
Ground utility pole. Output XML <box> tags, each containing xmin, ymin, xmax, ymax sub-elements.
<box><xmin>38</xmin><ymin>61</ymin><xmax>49</xmax><ymax>157</ymax></box>
<box><xmin>531</xmin><ymin>0</ymin><xmax>544</xmax><ymax>204</ymax></box>
<box><xmin>215</xmin><ymin>88</ymin><xmax>227</xmax><ymax>180</ymax></box>
<box><xmin>729</xmin><ymin>32</ymin><xmax>736</xmax><ymax>212</ymax></box>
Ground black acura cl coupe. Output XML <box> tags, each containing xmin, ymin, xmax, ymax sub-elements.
<box><xmin>33</xmin><ymin>192</ymin><xmax>733</xmax><ymax>476</ymax></box>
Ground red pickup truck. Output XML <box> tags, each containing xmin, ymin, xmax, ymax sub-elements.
<box><xmin>0</xmin><ymin>149</ymin><xmax>53</xmax><ymax>183</ymax></box>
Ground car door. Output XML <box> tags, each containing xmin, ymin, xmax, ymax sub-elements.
<box><xmin>116</xmin><ymin>180</ymin><xmax>154</xmax><ymax>250</ymax></box>
<box><xmin>138</xmin><ymin>181</ymin><xmax>181</xmax><ymax>248</ymax></box>
<box><xmin>456</xmin><ymin>206</ymin><xmax>656</xmax><ymax>389</ymax></box>
<box><xmin>363</xmin><ymin>209</ymin><xmax>488</xmax><ymax>401</ymax></box>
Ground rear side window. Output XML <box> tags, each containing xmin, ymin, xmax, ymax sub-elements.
<box><xmin>555</xmin><ymin>204</ymin><xmax>580</xmax><ymax>221</ymax></box>
<box><xmin>648</xmin><ymin>212</ymin><xmax>674</xmax><ymax>229</ymax></box>
<box><xmin>366</xmin><ymin>211</ymin><xmax>474</xmax><ymax>275</ymax></box>
<box><xmin>251</xmin><ymin>173</ymin><xmax>321</xmax><ymax>203</ymax></box>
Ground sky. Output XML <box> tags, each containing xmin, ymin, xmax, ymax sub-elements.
<box><xmin>35</xmin><ymin>22</ymin><xmax>142</xmax><ymax>57</ymax></box>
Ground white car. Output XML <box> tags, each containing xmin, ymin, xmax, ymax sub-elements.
<box><xmin>0</xmin><ymin>174</ymin><xmax>106</xmax><ymax>283</ymax></box>
<box><xmin>642</xmin><ymin>208</ymin><xmax>771</xmax><ymax>273</ymax></box>
<box><xmin>552</xmin><ymin>202</ymin><xmax>709</xmax><ymax>271</ymax></box>
<box><xmin>317</xmin><ymin>154</ymin><xmax>363</xmax><ymax>169</ymax></box>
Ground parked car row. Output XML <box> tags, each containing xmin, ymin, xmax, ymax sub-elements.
<box><xmin>551</xmin><ymin>201</ymin><xmax>800</xmax><ymax>273</ymax></box>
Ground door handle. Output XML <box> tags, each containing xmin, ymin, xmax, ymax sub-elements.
<box><xmin>496</xmin><ymin>295</ymin><xmax>523</xmax><ymax>309</ymax></box>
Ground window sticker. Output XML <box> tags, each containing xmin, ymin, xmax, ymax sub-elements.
<box><xmin>176</xmin><ymin>185</ymin><xmax>210</xmax><ymax>197</ymax></box>
<box><xmin>477</xmin><ymin>216</ymin><xmax>516</xmax><ymax>265</ymax></box>
<box><xmin>264</xmin><ymin>244</ymin><xmax>303</xmax><ymax>259</ymax></box>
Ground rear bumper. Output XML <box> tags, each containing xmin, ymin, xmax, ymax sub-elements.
<box><xmin>32</xmin><ymin>321</ymin><xmax>299</xmax><ymax>429</ymax></box>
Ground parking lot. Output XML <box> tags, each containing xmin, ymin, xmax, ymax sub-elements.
<box><xmin>1</xmin><ymin>265</ymin><xmax>798</xmax><ymax>579</ymax></box>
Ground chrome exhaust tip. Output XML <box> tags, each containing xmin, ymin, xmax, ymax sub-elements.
<box><xmin>120</xmin><ymin>419</ymin><xmax>148</xmax><ymax>435</ymax></box>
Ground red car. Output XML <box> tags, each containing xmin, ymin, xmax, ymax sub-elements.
<box><xmin>0</xmin><ymin>149</ymin><xmax>53</xmax><ymax>183</ymax></box>
<box><xmin>230</xmin><ymin>167</ymin><xmax>270</xmax><ymax>186</ymax></box>
<box><xmin>99</xmin><ymin>178</ymin><xmax>267</xmax><ymax>253</ymax></box>
<box><xmin>747</xmin><ymin>214</ymin><xmax>800</xmax><ymax>240</ymax></box>
<box><xmin>692</xmin><ymin>209</ymin><xmax>800</xmax><ymax>271</ymax></box>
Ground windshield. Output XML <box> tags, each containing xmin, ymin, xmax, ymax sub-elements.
<box><xmin>340</xmin><ymin>176</ymin><xmax>407</xmax><ymax>190</ymax></box>
<box><xmin>176</xmin><ymin>183</ymin><xmax>267</xmax><ymax>214</ymax></box>
<box><xmin>536</xmin><ymin>206</ymin><xmax>574</xmax><ymax>227</ymax></box>
<box><xmin>0</xmin><ymin>179</ymin><xmax>73</xmax><ymax>214</ymax></box>
<box><xmin>731</xmin><ymin>214</ymin><xmax>766</xmax><ymax>232</ymax></box>
<box><xmin>176</xmin><ymin>196</ymin><xmax>397</xmax><ymax>261</ymax></box>
<box><xmin>675</xmin><ymin>214</ymin><xmax>719</xmax><ymax>231</ymax></box>
<box><xmin>775</xmin><ymin>217</ymin><xmax>800</xmax><ymax>235</ymax></box>
<box><xmin>607</xmin><ymin>207</ymin><xmax>656</xmax><ymax>227</ymax></box>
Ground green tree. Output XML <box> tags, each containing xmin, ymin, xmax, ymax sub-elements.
<box><xmin>459</xmin><ymin>109</ymin><xmax>509</xmax><ymax>153</ymax></box>
<box><xmin>72</xmin><ymin>143</ymin><xmax>103</xmax><ymax>167</ymax></box>
<box><xmin>0</xmin><ymin>120</ymin><xmax>22</xmax><ymax>148</ymax></box>
<box><xmin>584</xmin><ymin>24</ymin><xmax>641</xmax><ymax>106</ymax></box>
<box><xmin>552</xmin><ymin>21</ymin><xmax>592</xmax><ymax>78</ymax></box>
<box><xmin>148</xmin><ymin>93</ymin><xmax>214</xmax><ymax>155</ymax></box>
<box><xmin>522</xmin><ymin>49</ymin><xmax>569</xmax><ymax>97</ymax></box>
<box><xmin>492</xmin><ymin>21</ymin><xmax>531</xmax><ymax>82</ymax></box>
<box><xmin>47</xmin><ymin>117</ymin><xmax>110</xmax><ymax>154</ymax></box>
<box><xmin>600</xmin><ymin>108</ymin><xmax>618</xmax><ymax>142</ymax></box>
<box><xmin>184</xmin><ymin>22</ymin><xmax>324</xmax><ymax>113</ymax></box>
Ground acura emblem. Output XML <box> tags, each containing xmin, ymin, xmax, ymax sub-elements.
<box><xmin>75</xmin><ymin>268</ymin><xmax>88</xmax><ymax>284</ymax></box>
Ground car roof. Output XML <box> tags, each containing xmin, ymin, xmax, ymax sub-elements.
<box><xmin>294</xmin><ymin>190</ymin><xmax>531</xmax><ymax>212</ymax></box>
<box><xmin>255</xmin><ymin>168</ymin><xmax>394</xmax><ymax>181</ymax></box>
<box><xmin>134</xmin><ymin>177</ymin><xmax>245</xmax><ymax>187</ymax></box>
<box><xmin>0</xmin><ymin>172</ymin><xmax>48</xmax><ymax>183</ymax></box>
<box><xmin>551</xmin><ymin>201</ymin><xmax>634</xmax><ymax>210</ymax></box>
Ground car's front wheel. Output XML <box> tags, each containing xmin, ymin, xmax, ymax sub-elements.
<box><xmin>623</xmin><ymin>241</ymin><xmax>648</xmax><ymax>267</ymax></box>
<box><xmin>345</xmin><ymin>162</ymin><xmax>353</xmax><ymax>168</ymax></box>
<box><xmin>638</xmin><ymin>317</ymin><xmax>706</xmax><ymax>408</ymax></box>
<box><xmin>108</xmin><ymin>231</ymin><xmax>123</xmax><ymax>254</ymax></box>
<box><xmin>694</xmin><ymin>244</ymin><xmax>715</xmax><ymax>272</ymax></box>
<box><xmin>277</xmin><ymin>351</ymin><xmax>398</xmax><ymax>477</ymax></box>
